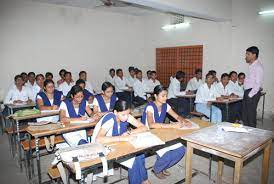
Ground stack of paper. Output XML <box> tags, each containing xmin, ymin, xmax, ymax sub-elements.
<box><xmin>129</xmin><ymin>132</ymin><xmax>164</xmax><ymax>149</ymax></box>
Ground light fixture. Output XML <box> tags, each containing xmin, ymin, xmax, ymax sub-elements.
<box><xmin>258</xmin><ymin>10</ymin><xmax>274</xmax><ymax>15</ymax></box>
<box><xmin>162</xmin><ymin>15</ymin><xmax>190</xmax><ymax>31</ymax></box>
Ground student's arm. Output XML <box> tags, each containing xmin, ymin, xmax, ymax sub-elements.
<box><xmin>167</xmin><ymin>108</ymin><xmax>192</xmax><ymax>127</ymax></box>
<box><xmin>36</xmin><ymin>98</ymin><xmax>58</xmax><ymax>110</ymax></box>
<box><xmin>59</xmin><ymin>109</ymin><xmax>87</xmax><ymax>123</ymax></box>
<box><xmin>4</xmin><ymin>89</ymin><xmax>13</xmax><ymax>104</ymax></box>
<box><xmin>95</xmin><ymin>127</ymin><xmax>135</xmax><ymax>144</ymax></box>
<box><xmin>147</xmin><ymin>111</ymin><xmax>180</xmax><ymax>129</ymax></box>
<box><xmin>125</xmin><ymin>114</ymin><xmax>148</xmax><ymax>135</ymax></box>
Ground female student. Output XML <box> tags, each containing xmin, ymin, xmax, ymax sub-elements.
<box><xmin>141</xmin><ymin>85</ymin><xmax>190</xmax><ymax>179</ymax></box>
<box><xmin>93</xmin><ymin>82</ymin><xmax>117</xmax><ymax>114</ymax></box>
<box><xmin>75</xmin><ymin>79</ymin><xmax>94</xmax><ymax>104</ymax></box>
<box><xmin>92</xmin><ymin>100</ymin><xmax>150</xmax><ymax>184</ymax></box>
<box><xmin>59</xmin><ymin>85</ymin><xmax>97</xmax><ymax>147</ymax></box>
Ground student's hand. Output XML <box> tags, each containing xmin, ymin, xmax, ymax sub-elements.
<box><xmin>186</xmin><ymin>91</ymin><xmax>193</xmax><ymax>95</ymax></box>
<box><xmin>216</xmin><ymin>97</ymin><xmax>224</xmax><ymax>101</ymax></box>
<box><xmin>121</xmin><ymin>131</ymin><xmax>131</xmax><ymax>136</ymax></box>
<box><xmin>172</xmin><ymin>123</ymin><xmax>182</xmax><ymax>129</ymax></box>
<box><xmin>126</xmin><ymin>135</ymin><xmax>136</xmax><ymax>142</ymax></box>
<box><xmin>92</xmin><ymin>113</ymin><xmax>101</xmax><ymax>121</ymax></box>
<box><xmin>27</xmin><ymin>99</ymin><xmax>33</xmax><ymax>104</ymax></box>
<box><xmin>13</xmin><ymin>100</ymin><xmax>23</xmax><ymax>104</ymax></box>
<box><xmin>52</xmin><ymin>105</ymin><xmax>59</xmax><ymax>110</ymax></box>
<box><xmin>80</xmin><ymin>116</ymin><xmax>88</xmax><ymax>121</ymax></box>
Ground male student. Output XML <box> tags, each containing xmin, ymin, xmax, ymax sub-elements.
<box><xmin>45</xmin><ymin>72</ymin><xmax>54</xmax><ymax>80</ymax></box>
<box><xmin>133</xmin><ymin>70</ymin><xmax>148</xmax><ymax>106</ymax></box>
<box><xmin>167</xmin><ymin>71</ymin><xmax>193</xmax><ymax>118</ymax></box>
<box><xmin>4</xmin><ymin>75</ymin><xmax>33</xmax><ymax>104</ymax></box>
<box><xmin>146</xmin><ymin>71</ymin><xmax>161</xmax><ymax>92</ymax></box>
<box><xmin>106</xmin><ymin>68</ymin><xmax>115</xmax><ymax>85</ymax></box>
<box><xmin>31</xmin><ymin>74</ymin><xmax>45</xmax><ymax>101</ymax></box>
<box><xmin>126</xmin><ymin>66</ymin><xmax>136</xmax><ymax>88</ymax></box>
<box><xmin>146</xmin><ymin>70</ymin><xmax>152</xmax><ymax>81</ymax></box>
<box><xmin>26</xmin><ymin>72</ymin><xmax>36</xmax><ymax>90</ymax></box>
<box><xmin>227</xmin><ymin>71</ymin><xmax>244</xmax><ymax>98</ymax></box>
<box><xmin>79</xmin><ymin>71</ymin><xmax>95</xmax><ymax>94</ymax></box>
<box><xmin>209</xmin><ymin>70</ymin><xmax>219</xmax><ymax>85</ymax></box>
<box><xmin>186</xmin><ymin>69</ymin><xmax>203</xmax><ymax>92</ymax></box>
<box><xmin>114</xmin><ymin>69</ymin><xmax>131</xmax><ymax>103</ymax></box>
<box><xmin>20</xmin><ymin>72</ymin><xmax>28</xmax><ymax>85</ymax></box>
<box><xmin>214</xmin><ymin>73</ymin><xmax>230</xmax><ymax>97</ymax></box>
<box><xmin>58</xmin><ymin>71</ymin><xmax>74</xmax><ymax>96</ymax></box>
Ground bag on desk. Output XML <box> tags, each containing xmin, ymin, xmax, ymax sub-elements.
<box><xmin>13</xmin><ymin>109</ymin><xmax>40</xmax><ymax>117</ymax></box>
<box><xmin>52</xmin><ymin>143</ymin><xmax>110</xmax><ymax>184</ymax></box>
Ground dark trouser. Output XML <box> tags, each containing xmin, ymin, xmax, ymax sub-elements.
<box><xmin>215</xmin><ymin>102</ymin><xmax>242</xmax><ymax>123</ymax></box>
<box><xmin>133</xmin><ymin>96</ymin><xmax>146</xmax><ymax>107</ymax></box>
<box><xmin>167</xmin><ymin>98</ymin><xmax>190</xmax><ymax>120</ymax></box>
<box><xmin>242</xmin><ymin>89</ymin><xmax>261</xmax><ymax>127</ymax></box>
<box><xmin>116</xmin><ymin>92</ymin><xmax>131</xmax><ymax>104</ymax></box>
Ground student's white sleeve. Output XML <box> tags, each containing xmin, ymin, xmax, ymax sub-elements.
<box><xmin>92</xmin><ymin>97</ymin><xmax>99</xmax><ymax>107</ymax></box>
<box><xmin>4</xmin><ymin>89</ymin><xmax>13</xmax><ymax>104</ymax></box>
<box><xmin>114</xmin><ymin>79</ymin><xmax>128</xmax><ymax>90</ymax></box>
<box><xmin>166</xmin><ymin>104</ymin><xmax>171</xmax><ymax>112</ymax></box>
<box><xmin>101</xmin><ymin>119</ymin><xmax>114</xmax><ymax>131</ymax></box>
<box><xmin>59</xmin><ymin>101</ymin><xmax>67</xmax><ymax>111</ymax></box>
<box><xmin>36</xmin><ymin>95</ymin><xmax>42</xmax><ymax>100</ymax></box>
<box><xmin>174</xmin><ymin>83</ymin><xmax>186</xmax><ymax>96</ymax></box>
<box><xmin>146</xmin><ymin>106</ymin><xmax>154</xmax><ymax>113</ymax></box>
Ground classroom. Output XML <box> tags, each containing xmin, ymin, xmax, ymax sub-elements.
<box><xmin>0</xmin><ymin>0</ymin><xmax>273</xmax><ymax>184</ymax></box>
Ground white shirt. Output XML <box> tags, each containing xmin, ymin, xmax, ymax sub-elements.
<box><xmin>227</xmin><ymin>80</ymin><xmax>244</xmax><ymax>98</ymax></box>
<box><xmin>31</xmin><ymin>84</ymin><xmax>43</xmax><ymax>101</ymax></box>
<box><xmin>105</xmin><ymin>75</ymin><xmax>115</xmax><ymax>85</ymax></box>
<box><xmin>214</xmin><ymin>82</ymin><xmax>230</xmax><ymax>97</ymax></box>
<box><xmin>59</xmin><ymin>101</ymin><xmax>88</xmax><ymax>117</ymax></box>
<box><xmin>37</xmin><ymin>95</ymin><xmax>54</xmax><ymax>105</ymax></box>
<box><xmin>125</xmin><ymin>76</ymin><xmax>136</xmax><ymax>87</ymax></box>
<box><xmin>186</xmin><ymin>77</ymin><xmax>203</xmax><ymax>91</ymax></box>
<box><xmin>4</xmin><ymin>85</ymin><xmax>33</xmax><ymax>104</ymax></box>
<box><xmin>58</xmin><ymin>82</ymin><xmax>74</xmax><ymax>96</ymax></box>
<box><xmin>114</xmin><ymin>77</ymin><xmax>128</xmax><ymax>93</ymax></box>
<box><xmin>85</xmin><ymin>81</ymin><xmax>94</xmax><ymax>94</ymax></box>
<box><xmin>195</xmin><ymin>83</ymin><xmax>218</xmax><ymax>104</ymax></box>
<box><xmin>167</xmin><ymin>78</ymin><xmax>186</xmax><ymax>99</ymax></box>
<box><xmin>133</xmin><ymin>79</ymin><xmax>149</xmax><ymax>100</ymax></box>
<box><xmin>145</xmin><ymin>79</ymin><xmax>160</xmax><ymax>92</ymax></box>
<box><xmin>143</xmin><ymin>104</ymin><xmax>171</xmax><ymax>127</ymax></box>
<box><xmin>92</xmin><ymin>96</ymin><xmax>118</xmax><ymax>112</ymax></box>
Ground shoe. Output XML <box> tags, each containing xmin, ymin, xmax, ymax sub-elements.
<box><xmin>163</xmin><ymin>170</ymin><xmax>171</xmax><ymax>176</ymax></box>
<box><xmin>151</xmin><ymin>170</ymin><xmax>166</xmax><ymax>179</ymax></box>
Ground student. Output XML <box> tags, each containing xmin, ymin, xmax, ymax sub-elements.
<box><xmin>214</xmin><ymin>73</ymin><xmax>230</xmax><ymax>98</ymax></box>
<box><xmin>133</xmin><ymin>70</ymin><xmax>148</xmax><ymax>106</ymax></box>
<box><xmin>93</xmin><ymin>82</ymin><xmax>117</xmax><ymax>114</ymax></box>
<box><xmin>57</xmin><ymin>69</ymin><xmax>66</xmax><ymax>87</ymax></box>
<box><xmin>45</xmin><ymin>72</ymin><xmax>53</xmax><ymax>80</ymax></box>
<box><xmin>59</xmin><ymin>85</ymin><xmax>97</xmax><ymax>147</ymax></box>
<box><xmin>114</xmin><ymin>69</ymin><xmax>131</xmax><ymax>103</ymax></box>
<box><xmin>145</xmin><ymin>70</ymin><xmax>152</xmax><ymax>81</ymax></box>
<box><xmin>126</xmin><ymin>66</ymin><xmax>136</xmax><ymax>88</ymax></box>
<box><xmin>195</xmin><ymin>72</ymin><xmax>222</xmax><ymax>123</ymax></box>
<box><xmin>141</xmin><ymin>85</ymin><xmax>190</xmax><ymax>179</ymax></box>
<box><xmin>146</xmin><ymin>71</ymin><xmax>160</xmax><ymax>92</ymax></box>
<box><xmin>186</xmin><ymin>69</ymin><xmax>203</xmax><ymax>92</ymax></box>
<box><xmin>58</xmin><ymin>71</ymin><xmax>74</xmax><ymax>96</ymax></box>
<box><xmin>31</xmin><ymin>74</ymin><xmax>45</xmax><ymax>101</ymax></box>
<box><xmin>92</xmin><ymin>100</ymin><xmax>150</xmax><ymax>184</ymax></box>
<box><xmin>228</xmin><ymin>71</ymin><xmax>244</xmax><ymax>98</ymax></box>
<box><xmin>238</xmin><ymin>72</ymin><xmax>245</xmax><ymax>87</ymax></box>
<box><xmin>75</xmin><ymin>79</ymin><xmax>94</xmax><ymax>104</ymax></box>
<box><xmin>79</xmin><ymin>71</ymin><xmax>95</xmax><ymax>94</ymax></box>
<box><xmin>4</xmin><ymin>75</ymin><xmax>33</xmax><ymax>104</ymax></box>
<box><xmin>209</xmin><ymin>70</ymin><xmax>219</xmax><ymax>85</ymax></box>
<box><xmin>167</xmin><ymin>71</ymin><xmax>193</xmax><ymax>117</ymax></box>
<box><xmin>106</xmin><ymin>68</ymin><xmax>115</xmax><ymax>85</ymax></box>
<box><xmin>36</xmin><ymin>79</ymin><xmax>63</xmax><ymax>110</ymax></box>
<box><xmin>20</xmin><ymin>72</ymin><xmax>28</xmax><ymax>85</ymax></box>
<box><xmin>26</xmin><ymin>72</ymin><xmax>36</xmax><ymax>89</ymax></box>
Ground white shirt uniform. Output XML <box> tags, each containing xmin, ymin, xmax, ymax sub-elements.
<box><xmin>186</xmin><ymin>77</ymin><xmax>203</xmax><ymax>91</ymax></box>
<box><xmin>4</xmin><ymin>85</ymin><xmax>33</xmax><ymax>104</ymax></box>
<box><xmin>167</xmin><ymin>78</ymin><xmax>186</xmax><ymax>99</ymax></box>
<box><xmin>143</xmin><ymin>104</ymin><xmax>171</xmax><ymax>126</ymax></box>
<box><xmin>133</xmin><ymin>79</ymin><xmax>149</xmax><ymax>100</ymax></box>
<box><xmin>31</xmin><ymin>84</ymin><xmax>43</xmax><ymax>101</ymax></box>
<box><xmin>85</xmin><ymin>81</ymin><xmax>94</xmax><ymax>94</ymax></box>
<box><xmin>125</xmin><ymin>76</ymin><xmax>136</xmax><ymax>88</ymax></box>
<box><xmin>58</xmin><ymin>82</ymin><xmax>74</xmax><ymax>96</ymax></box>
<box><xmin>59</xmin><ymin>101</ymin><xmax>88</xmax><ymax>117</ymax></box>
<box><xmin>92</xmin><ymin>96</ymin><xmax>118</xmax><ymax>112</ymax></box>
<box><xmin>195</xmin><ymin>83</ymin><xmax>218</xmax><ymax>104</ymax></box>
<box><xmin>214</xmin><ymin>82</ymin><xmax>230</xmax><ymax>97</ymax></box>
<box><xmin>105</xmin><ymin>75</ymin><xmax>115</xmax><ymax>85</ymax></box>
<box><xmin>114</xmin><ymin>77</ymin><xmax>128</xmax><ymax>93</ymax></box>
<box><xmin>227</xmin><ymin>80</ymin><xmax>244</xmax><ymax>98</ymax></box>
<box><xmin>145</xmin><ymin>79</ymin><xmax>160</xmax><ymax>92</ymax></box>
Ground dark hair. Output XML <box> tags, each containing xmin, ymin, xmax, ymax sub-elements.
<box><xmin>14</xmin><ymin>75</ymin><xmax>23</xmax><ymax>81</ymax></box>
<box><xmin>116</xmin><ymin>69</ymin><xmax>122</xmax><ymax>75</ymax></box>
<box><xmin>229</xmin><ymin>71</ymin><xmax>237</xmax><ymax>78</ymax></box>
<box><xmin>136</xmin><ymin>69</ymin><xmax>142</xmax><ymax>75</ymax></box>
<box><xmin>102</xmin><ymin>82</ymin><xmax>114</xmax><ymax>91</ymax></box>
<box><xmin>246</xmin><ymin>46</ymin><xmax>259</xmax><ymax>58</ymax></box>
<box><xmin>147</xmin><ymin>70</ymin><xmax>151</xmax><ymax>75</ymax></box>
<box><xmin>45</xmin><ymin>72</ymin><xmax>53</xmax><ymax>78</ymax></box>
<box><xmin>64</xmin><ymin>71</ymin><xmax>71</xmax><ymax>76</ymax></box>
<box><xmin>195</xmin><ymin>69</ymin><xmax>202</xmax><ymax>74</ymax></box>
<box><xmin>59</xmin><ymin>69</ymin><xmax>66</xmax><ymax>76</ymax></box>
<box><xmin>43</xmin><ymin>79</ymin><xmax>55</xmax><ymax>88</ymax></box>
<box><xmin>21</xmin><ymin>72</ymin><xmax>27</xmax><ymax>76</ymax></box>
<box><xmin>114</xmin><ymin>100</ymin><xmax>130</xmax><ymax>112</ymax></box>
<box><xmin>238</xmin><ymin>72</ymin><xmax>245</xmax><ymax>78</ymax></box>
<box><xmin>150</xmin><ymin>71</ymin><xmax>157</xmax><ymax>75</ymax></box>
<box><xmin>35</xmin><ymin>74</ymin><xmax>45</xmax><ymax>81</ymax></box>
<box><xmin>208</xmin><ymin>70</ymin><xmax>216</xmax><ymax>75</ymax></box>
<box><xmin>109</xmin><ymin>68</ymin><xmax>115</xmax><ymax>73</ymax></box>
<box><xmin>221</xmin><ymin>73</ymin><xmax>229</xmax><ymax>79</ymax></box>
<box><xmin>28</xmin><ymin>72</ymin><xmax>35</xmax><ymax>77</ymax></box>
<box><xmin>76</xmin><ymin>79</ymin><xmax>85</xmax><ymax>86</ymax></box>
<box><xmin>206</xmin><ymin>72</ymin><xmax>214</xmax><ymax>79</ymax></box>
<box><xmin>153</xmin><ymin>85</ymin><xmax>167</xmax><ymax>96</ymax></box>
<box><xmin>67</xmin><ymin>85</ymin><xmax>84</xmax><ymax>99</ymax></box>
<box><xmin>175</xmin><ymin>71</ymin><xmax>185</xmax><ymax>79</ymax></box>
<box><xmin>79</xmin><ymin>71</ymin><xmax>86</xmax><ymax>76</ymax></box>
<box><xmin>128</xmin><ymin>66</ymin><xmax>135</xmax><ymax>72</ymax></box>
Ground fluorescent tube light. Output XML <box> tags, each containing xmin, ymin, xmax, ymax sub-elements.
<box><xmin>162</xmin><ymin>22</ymin><xmax>190</xmax><ymax>31</ymax></box>
<box><xmin>258</xmin><ymin>10</ymin><xmax>274</xmax><ymax>15</ymax></box>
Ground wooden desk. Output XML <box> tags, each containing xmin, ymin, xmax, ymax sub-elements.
<box><xmin>183</xmin><ymin>123</ymin><xmax>273</xmax><ymax>184</ymax></box>
<box><xmin>176</xmin><ymin>94</ymin><xmax>196</xmax><ymax>114</ymax></box>
<box><xmin>5</xmin><ymin>103</ymin><xmax>36</xmax><ymax>115</ymax></box>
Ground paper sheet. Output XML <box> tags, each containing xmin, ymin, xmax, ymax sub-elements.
<box><xmin>70</xmin><ymin>118</ymin><xmax>95</xmax><ymax>124</ymax></box>
<box><xmin>221</xmin><ymin>126</ymin><xmax>249</xmax><ymax>133</ymax></box>
<box><xmin>41</xmin><ymin>110</ymin><xmax>60</xmax><ymax>113</ymax></box>
<box><xmin>177</xmin><ymin>119</ymin><xmax>200</xmax><ymax>130</ymax></box>
<box><xmin>129</xmin><ymin>132</ymin><xmax>164</xmax><ymax>149</ymax></box>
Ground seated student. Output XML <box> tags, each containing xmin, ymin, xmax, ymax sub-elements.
<box><xmin>105</xmin><ymin>68</ymin><xmax>115</xmax><ymax>85</ymax></box>
<box><xmin>228</xmin><ymin>71</ymin><xmax>244</xmax><ymax>98</ymax></box>
<box><xmin>31</xmin><ymin>74</ymin><xmax>45</xmax><ymax>101</ymax></box>
<box><xmin>126</xmin><ymin>66</ymin><xmax>136</xmax><ymax>88</ymax></box>
<box><xmin>209</xmin><ymin>70</ymin><xmax>219</xmax><ymax>86</ymax></box>
<box><xmin>36</xmin><ymin>79</ymin><xmax>63</xmax><ymax>110</ymax></box>
<box><xmin>238</xmin><ymin>72</ymin><xmax>245</xmax><ymax>87</ymax></box>
<box><xmin>59</xmin><ymin>85</ymin><xmax>97</xmax><ymax>147</ymax></box>
<box><xmin>26</xmin><ymin>72</ymin><xmax>36</xmax><ymax>90</ymax></box>
<box><xmin>20</xmin><ymin>72</ymin><xmax>28</xmax><ymax>86</ymax></box>
<box><xmin>58</xmin><ymin>71</ymin><xmax>74</xmax><ymax>97</ymax></box>
<box><xmin>133</xmin><ymin>70</ymin><xmax>148</xmax><ymax>106</ymax></box>
<box><xmin>167</xmin><ymin>71</ymin><xmax>193</xmax><ymax>117</ymax></box>
<box><xmin>45</xmin><ymin>72</ymin><xmax>53</xmax><ymax>80</ymax></box>
<box><xmin>4</xmin><ymin>75</ymin><xmax>33</xmax><ymax>104</ymax></box>
<box><xmin>145</xmin><ymin>70</ymin><xmax>152</xmax><ymax>82</ymax></box>
<box><xmin>146</xmin><ymin>71</ymin><xmax>160</xmax><ymax>92</ymax></box>
<box><xmin>93</xmin><ymin>82</ymin><xmax>117</xmax><ymax>115</ymax></box>
<box><xmin>79</xmin><ymin>71</ymin><xmax>95</xmax><ymax>94</ymax></box>
<box><xmin>92</xmin><ymin>100</ymin><xmax>150</xmax><ymax>184</ymax></box>
<box><xmin>214</xmin><ymin>73</ymin><xmax>231</xmax><ymax>98</ymax></box>
<box><xmin>141</xmin><ymin>85</ymin><xmax>191</xmax><ymax>179</ymax></box>
<box><xmin>186</xmin><ymin>69</ymin><xmax>203</xmax><ymax>93</ymax></box>
<box><xmin>75</xmin><ymin>79</ymin><xmax>94</xmax><ymax>104</ymax></box>
<box><xmin>114</xmin><ymin>69</ymin><xmax>131</xmax><ymax>103</ymax></box>
<box><xmin>57</xmin><ymin>69</ymin><xmax>66</xmax><ymax>87</ymax></box>
<box><xmin>195</xmin><ymin>72</ymin><xmax>222</xmax><ymax>123</ymax></box>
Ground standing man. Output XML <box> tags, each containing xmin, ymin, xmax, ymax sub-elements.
<box><xmin>242</xmin><ymin>46</ymin><xmax>263</xmax><ymax>127</ymax></box>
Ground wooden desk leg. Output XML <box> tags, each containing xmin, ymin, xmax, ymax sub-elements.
<box><xmin>217</xmin><ymin>159</ymin><xmax>224</xmax><ymax>184</ymax></box>
<box><xmin>185</xmin><ymin>142</ymin><xmax>194</xmax><ymax>184</ymax></box>
<box><xmin>233</xmin><ymin>159</ymin><xmax>243</xmax><ymax>184</ymax></box>
<box><xmin>261</xmin><ymin>141</ymin><xmax>272</xmax><ymax>184</ymax></box>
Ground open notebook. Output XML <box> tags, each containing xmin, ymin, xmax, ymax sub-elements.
<box><xmin>129</xmin><ymin>132</ymin><xmax>165</xmax><ymax>149</ymax></box>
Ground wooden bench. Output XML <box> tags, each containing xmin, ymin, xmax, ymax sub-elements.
<box><xmin>5</xmin><ymin>125</ymin><xmax>28</xmax><ymax>134</ymax></box>
<box><xmin>190</xmin><ymin>111</ymin><xmax>206</xmax><ymax>118</ymax></box>
<box><xmin>48</xmin><ymin>166</ymin><xmax>61</xmax><ymax>182</ymax></box>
